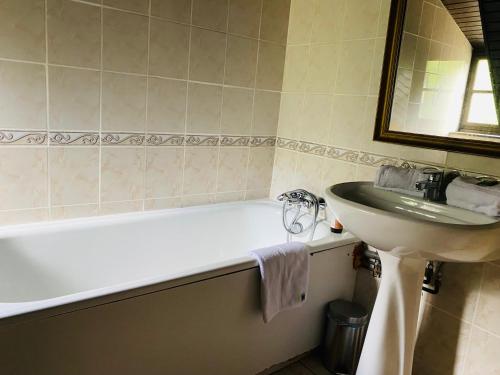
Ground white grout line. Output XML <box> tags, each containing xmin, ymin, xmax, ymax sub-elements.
<box><xmin>97</xmin><ymin>3</ymin><xmax>104</xmax><ymax>212</ymax></box>
<box><xmin>44</xmin><ymin>0</ymin><xmax>52</xmax><ymax>218</ymax></box>
<box><xmin>243</xmin><ymin>0</ymin><xmax>264</xmax><ymax>200</ymax></box>
<box><xmin>179</xmin><ymin>0</ymin><xmax>194</xmax><ymax>197</ymax></box>
<box><xmin>214</xmin><ymin>1</ymin><xmax>231</xmax><ymax>196</ymax></box>
<box><xmin>141</xmin><ymin>0</ymin><xmax>152</xmax><ymax>212</ymax></box>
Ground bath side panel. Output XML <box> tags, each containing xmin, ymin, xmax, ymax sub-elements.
<box><xmin>0</xmin><ymin>245</ymin><xmax>356</xmax><ymax>375</ymax></box>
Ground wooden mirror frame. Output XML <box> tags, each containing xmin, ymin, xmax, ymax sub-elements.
<box><xmin>374</xmin><ymin>0</ymin><xmax>500</xmax><ymax>158</ymax></box>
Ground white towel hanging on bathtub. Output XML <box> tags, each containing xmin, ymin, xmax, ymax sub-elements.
<box><xmin>251</xmin><ymin>242</ymin><xmax>310</xmax><ymax>323</ymax></box>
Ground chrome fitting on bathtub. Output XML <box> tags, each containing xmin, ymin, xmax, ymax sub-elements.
<box><xmin>277</xmin><ymin>189</ymin><xmax>326</xmax><ymax>241</ymax></box>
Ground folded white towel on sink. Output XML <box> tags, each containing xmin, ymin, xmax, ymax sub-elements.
<box><xmin>374</xmin><ymin>165</ymin><xmax>426</xmax><ymax>197</ymax></box>
<box><xmin>251</xmin><ymin>242</ymin><xmax>309</xmax><ymax>323</ymax></box>
<box><xmin>446</xmin><ymin>176</ymin><xmax>500</xmax><ymax>217</ymax></box>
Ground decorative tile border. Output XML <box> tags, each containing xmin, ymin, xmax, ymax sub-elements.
<box><xmin>0</xmin><ymin>130</ymin><xmax>47</xmax><ymax>145</ymax></box>
<box><xmin>276</xmin><ymin>137</ymin><xmax>299</xmax><ymax>150</ymax></box>
<box><xmin>220</xmin><ymin>135</ymin><xmax>250</xmax><ymax>147</ymax></box>
<box><xmin>358</xmin><ymin>152</ymin><xmax>399</xmax><ymax>167</ymax></box>
<box><xmin>50</xmin><ymin>132</ymin><xmax>99</xmax><ymax>146</ymax></box>
<box><xmin>250</xmin><ymin>136</ymin><xmax>276</xmax><ymax>147</ymax></box>
<box><xmin>0</xmin><ymin>131</ymin><xmax>276</xmax><ymax>148</ymax></box>
<box><xmin>185</xmin><ymin>135</ymin><xmax>220</xmax><ymax>146</ymax></box>
<box><xmin>298</xmin><ymin>141</ymin><xmax>327</xmax><ymax>156</ymax></box>
<box><xmin>146</xmin><ymin>134</ymin><xmax>184</xmax><ymax>146</ymax></box>
<box><xmin>325</xmin><ymin>146</ymin><xmax>359</xmax><ymax>163</ymax></box>
<box><xmin>101</xmin><ymin>133</ymin><xmax>145</xmax><ymax>146</ymax></box>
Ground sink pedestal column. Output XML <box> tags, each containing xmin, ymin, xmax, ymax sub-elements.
<box><xmin>356</xmin><ymin>250</ymin><xmax>427</xmax><ymax>375</ymax></box>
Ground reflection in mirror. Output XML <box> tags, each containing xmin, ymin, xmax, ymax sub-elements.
<box><xmin>388</xmin><ymin>0</ymin><xmax>500</xmax><ymax>143</ymax></box>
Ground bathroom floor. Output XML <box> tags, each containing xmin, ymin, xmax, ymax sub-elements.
<box><xmin>271</xmin><ymin>352</ymin><xmax>331</xmax><ymax>375</ymax></box>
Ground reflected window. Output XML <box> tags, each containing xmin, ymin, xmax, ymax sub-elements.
<box><xmin>461</xmin><ymin>58</ymin><xmax>499</xmax><ymax>132</ymax></box>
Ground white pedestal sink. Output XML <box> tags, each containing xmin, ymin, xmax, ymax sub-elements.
<box><xmin>325</xmin><ymin>182</ymin><xmax>500</xmax><ymax>375</ymax></box>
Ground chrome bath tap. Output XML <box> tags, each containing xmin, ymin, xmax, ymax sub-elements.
<box><xmin>277</xmin><ymin>189</ymin><xmax>326</xmax><ymax>241</ymax></box>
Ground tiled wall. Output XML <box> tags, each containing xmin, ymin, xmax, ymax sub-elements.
<box><xmin>270</xmin><ymin>0</ymin><xmax>500</xmax><ymax>374</ymax></box>
<box><xmin>393</xmin><ymin>0</ymin><xmax>472</xmax><ymax>136</ymax></box>
<box><xmin>0</xmin><ymin>0</ymin><xmax>291</xmax><ymax>224</ymax></box>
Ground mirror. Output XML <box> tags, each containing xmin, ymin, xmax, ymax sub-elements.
<box><xmin>375</xmin><ymin>0</ymin><xmax>500</xmax><ymax>157</ymax></box>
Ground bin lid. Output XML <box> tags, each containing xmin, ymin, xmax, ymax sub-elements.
<box><xmin>327</xmin><ymin>299</ymin><xmax>368</xmax><ymax>325</ymax></box>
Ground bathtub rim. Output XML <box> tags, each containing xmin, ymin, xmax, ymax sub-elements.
<box><xmin>0</xmin><ymin>199</ymin><xmax>358</xmax><ymax>326</ymax></box>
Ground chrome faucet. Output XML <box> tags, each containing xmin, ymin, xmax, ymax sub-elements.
<box><xmin>415</xmin><ymin>168</ymin><xmax>445</xmax><ymax>202</ymax></box>
<box><xmin>277</xmin><ymin>189</ymin><xmax>326</xmax><ymax>241</ymax></box>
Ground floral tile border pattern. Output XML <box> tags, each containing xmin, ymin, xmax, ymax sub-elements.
<box><xmin>276</xmin><ymin>137</ymin><xmax>500</xmax><ymax>179</ymax></box>
<box><xmin>0</xmin><ymin>130</ymin><xmax>277</xmax><ymax>148</ymax></box>
<box><xmin>0</xmin><ymin>130</ymin><xmax>47</xmax><ymax>145</ymax></box>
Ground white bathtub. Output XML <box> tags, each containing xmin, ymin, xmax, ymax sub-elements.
<box><xmin>0</xmin><ymin>200</ymin><xmax>358</xmax><ymax>375</ymax></box>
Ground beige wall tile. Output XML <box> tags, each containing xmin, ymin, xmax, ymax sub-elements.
<box><xmin>247</xmin><ymin>147</ymin><xmax>275</xmax><ymax>190</ymax></box>
<box><xmin>217</xmin><ymin>147</ymin><xmax>249</xmax><ymax>192</ymax></box>
<box><xmin>260</xmin><ymin>0</ymin><xmax>290</xmax><ymax>44</ymax></box>
<box><xmin>189</xmin><ymin>28</ymin><xmax>227</xmax><ymax>84</ymax></box>
<box><xmin>100</xmin><ymin>200</ymin><xmax>143</xmax><ymax>215</ymax></box>
<box><xmin>47</xmin><ymin>0</ymin><xmax>101</xmax><ymax>68</ymax></box>
<box><xmin>145</xmin><ymin>147</ymin><xmax>184</xmax><ymax>199</ymax></box>
<box><xmin>446</xmin><ymin>153</ymin><xmax>500</xmax><ymax>178</ymax></box>
<box><xmin>282</xmin><ymin>45</ymin><xmax>309</xmax><ymax>92</ymax></box>
<box><xmin>310</xmin><ymin>0</ymin><xmax>346</xmax><ymax>44</ymax></box>
<box><xmin>277</xmin><ymin>93</ymin><xmax>303</xmax><ymax>139</ymax></box>
<box><xmin>192</xmin><ymin>0</ymin><xmax>228</xmax><ymax>32</ymax></box>
<box><xmin>103</xmin><ymin>9</ymin><xmax>148</xmax><ymax>74</ymax></box>
<box><xmin>144</xmin><ymin>197</ymin><xmax>182</xmax><ymax>211</ymax></box>
<box><xmin>103</xmin><ymin>0</ymin><xmax>149</xmax><ymax>14</ymax></box>
<box><xmin>299</xmin><ymin>94</ymin><xmax>331</xmax><ymax>144</ymax></box>
<box><xmin>187</xmin><ymin>83</ymin><xmax>222</xmax><ymax>134</ymax></box>
<box><xmin>286</xmin><ymin>0</ymin><xmax>314</xmax><ymax>45</ymax></box>
<box><xmin>305</xmin><ymin>44</ymin><xmax>339</xmax><ymax>94</ymax></box>
<box><xmin>330</xmin><ymin>95</ymin><xmax>367</xmax><ymax>149</ymax></box>
<box><xmin>101</xmin><ymin>147</ymin><xmax>145</xmax><ymax>202</ymax></box>
<box><xmin>0</xmin><ymin>148</ymin><xmax>48</xmax><ymax>210</ymax></box>
<box><xmin>322</xmin><ymin>159</ymin><xmax>357</xmax><ymax>187</ymax></box>
<box><xmin>216</xmin><ymin>191</ymin><xmax>245</xmax><ymax>203</ymax></box>
<box><xmin>413</xmin><ymin>304</ymin><xmax>470</xmax><ymax>375</ymax></box>
<box><xmin>463</xmin><ymin>327</ymin><xmax>500</xmax><ymax>375</ymax></box>
<box><xmin>256</xmin><ymin>42</ymin><xmax>286</xmax><ymax>91</ymax></box>
<box><xmin>342</xmin><ymin>0</ymin><xmax>381</xmax><ymax>40</ymax></box>
<box><xmin>181</xmin><ymin>193</ymin><xmax>216</xmax><ymax>207</ymax></box>
<box><xmin>425</xmin><ymin>262</ymin><xmax>483</xmax><ymax>322</ymax></box>
<box><xmin>228</xmin><ymin>0</ymin><xmax>262</xmax><ymax>38</ymax></box>
<box><xmin>50</xmin><ymin>147</ymin><xmax>99</xmax><ymax>206</ymax></box>
<box><xmin>0</xmin><ymin>0</ymin><xmax>45</xmax><ymax>62</ymax></box>
<box><xmin>51</xmin><ymin>204</ymin><xmax>99</xmax><ymax>220</ymax></box>
<box><xmin>221</xmin><ymin>87</ymin><xmax>253</xmax><ymax>135</ymax></box>
<box><xmin>253</xmin><ymin>90</ymin><xmax>280</xmax><ymax>136</ymax></box>
<box><xmin>149</xmin><ymin>19</ymin><xmax>189</xmax><ymax>79</ymax></box>
<box><xmin>245</xmin><ymin>189</ymin><xmax>270</xmax><ymax>200</ymax></box>
<box><xmin>147</xmin><ymin>77</ymin><xmax>187</xmax><ymax>134</ymax></box>
<box><xmin>270</xmin><ymin>148</ymin><xmax>297</xmax><ymax>197</ymax></box>
<box><xmin>183</xmin><ymin>147</ymin><xmax>218</xmax><ymax>195</ymax></box>
<box><xmin>293</xmin><ymin>153</ymin><xmax>324</xmax><ymax>196</ymax></box>
<box><xmin>224</xmin><ymin>35</ymin><xmax>258</xmax><ymax>88</ymax></box>
<box><xmin>151</xmin><ymin>0</ymin><xmax>192</xmax><ymax>23</ymax></box>
<box><xmin>474</xmin><ymin>263</ymin><xmax>500</xmax><ymax>336</ymax></box>
<box><xmin>48</xmin><ymin>66</ymin><xmax>100</xmax><ymax>131</ymax></box>
<box><xmin>0</xmin><ymin>61</ymin><xmax>46</xmax><ymax>130</ymax></box>
<box><xmin>102</xmin><ymin>72</ymin><xmax>147</xmax><ymax>132</ymax></box>
<box><xmin>356</xmin><ymin>164</ymin><xmax>378</xmax><ymax>181</ymax></box>
<box><xmin>336</xmin><ymin>39</ymin><xmax>375</xmax><ymax>95</ymax></box>
<box><xmin>0</xmin><ymin>208</ymin><xmax>49</xmax><ymax>226</ymax></box>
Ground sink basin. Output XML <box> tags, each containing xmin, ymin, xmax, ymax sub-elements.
<box><xmin>326</xmin><ymin>181</ymin><xmax>500</xmax><ymax>262</ymax></box>
<box><xmin>325</xmin><ymin>181</ymin><xmax>500</xmax><ymax>375</ymax></box>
